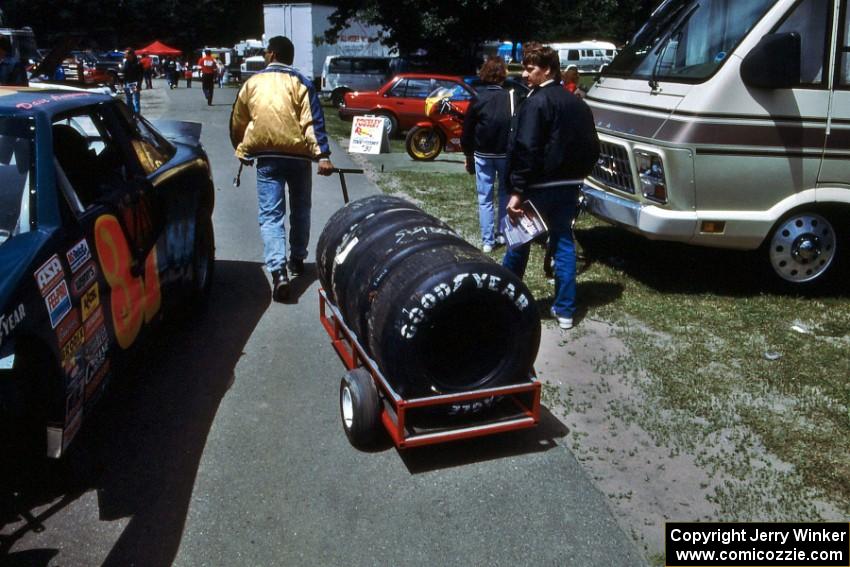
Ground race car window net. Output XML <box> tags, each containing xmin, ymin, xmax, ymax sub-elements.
<box><xmin>114</xmin><ymin>103</ymin><xmax>175</xmax><ymax>175</ymax></box>
<box><xmin>0</xmin><ymin>117</ymin><xmax>33</xmax><ymax>245</ymax></box>
<box><xmin>52</xmin><ymin>110</ymin><xmax>128</xmax><ymax>209</ymax></box>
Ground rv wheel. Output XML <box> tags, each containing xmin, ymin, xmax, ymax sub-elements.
<box><xmin>766</xmin><ymin>210</ymin><xmax>839</xmax><ymax>285</ymax></box>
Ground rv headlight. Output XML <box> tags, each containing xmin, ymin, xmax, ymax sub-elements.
<box><xmin>636</xmin><ymin>151</ymin><xmax>667</xmax><ymax>203</ymax></box>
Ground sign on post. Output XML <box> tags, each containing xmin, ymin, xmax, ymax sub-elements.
<box><xmin>348</xmin><ymin>115</ymin><xmax>390</xmax><ymax>154</ymax></box>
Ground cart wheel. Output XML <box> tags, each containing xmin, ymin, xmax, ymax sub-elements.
<box><xmin>340</xmin><ymin>368</ymin><xmax>381</xmax><ymax>448</ymax></box>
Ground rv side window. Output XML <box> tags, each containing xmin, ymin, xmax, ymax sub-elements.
<box><xmin>328</xmin><ymin>58</ymin><xmax>352</xmax><ymax>73</ymax></box>
<box><xmin>776</xmin><ymin>0</ymin><xmax>829</xmax><ymax>84</ymax></box>
<box><xmin>568</xmin><ymin>50</ymin><xmax>579</xmax><ymax>60</ymax></box>
<box><xmin>352</xmin><ymin>59</ymin><xmax>389</xmax><ymax>74</ymax></box>
<box><xmin>839</xmin><ymin>0</ymin><xmax>850</xmax><ymax>85</ymax></box>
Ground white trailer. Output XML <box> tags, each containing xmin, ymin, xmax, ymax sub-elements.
<box><xmin>263</xmin><ymin>3</ymin><xmax>389</xmax><ymax>82</ymax></box>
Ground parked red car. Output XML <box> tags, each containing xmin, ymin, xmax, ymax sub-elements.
<box><xmin>338</xmin><ymin>73</ymin><xmax>475</xmax><ymax>137</ymax></box>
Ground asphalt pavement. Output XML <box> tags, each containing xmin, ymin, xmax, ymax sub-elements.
<box><xmin>1</xmin><ymin>80</ymin><xmax>646</xmax><ymax>567</ymax></box>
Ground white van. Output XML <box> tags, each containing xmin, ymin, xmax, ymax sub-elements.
<box><xmin>549</xmin><ymin>41</ymin><xmax>617</xmax><ymax>72</ymax></box>
<box><xmin>321</xmin><ymin>55</ymin><xmax>393</xmax><ymax>107</ymax></box>
<box><xmin>582</xmin><ymin>0</ymin><xmax>849</xmax><ymax>286</ymax></box>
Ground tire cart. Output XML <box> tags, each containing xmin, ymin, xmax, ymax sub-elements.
<box><xmin>319</xmin><ymin>289</ymin><xmax>542</xmax><ymax>449</ymax></box>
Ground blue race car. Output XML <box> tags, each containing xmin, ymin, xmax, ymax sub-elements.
<box><xmin>0</xmin><ymin>87</ymin><xmax>215</xmax><ymax>458</ymax></box>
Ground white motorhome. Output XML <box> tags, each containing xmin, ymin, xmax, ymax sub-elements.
<box><xmin>548</xmin><ymin>41</ymin><xmax>617</xmax><ymax>72</ymax></box>
<box><xmin>583</xmin><ymin>0</ymin><xmax>849</xmax><ymax>286</ymax></box>
<box><xmin>263</xmin><ymin>3</ymin><xmax>389</xmax><ymax>83</ymax></box>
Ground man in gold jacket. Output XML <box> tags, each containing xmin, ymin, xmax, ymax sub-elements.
<box><xmin>230</xmin><ymin>35</ymin><xmax>335</xmax><ymax>301</ymax></box>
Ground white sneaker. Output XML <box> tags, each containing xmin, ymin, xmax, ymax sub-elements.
<box><xmin>550</xmin><ymin>307</ymin><xmax>574</xmax><ymax>329</ymax></box>
<box><xmin>495</xmin><ymin>234</ymin><xmax>507</xmax><ymax>246</ymax></box>
<box><xmin>482</xmin><ymin>244</ymin><xmax>494</xmax><ymax>253</ymax></box>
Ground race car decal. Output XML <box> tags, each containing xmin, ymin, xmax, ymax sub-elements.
<box><xmin>45</xmin><ymin>280</ymin><xmax>73</xmax><ymax>329</ymax></box>
<box><xmin>81</xmin><ymin>284</ymin><xmax>100</xmax><ymax>322</ymax></box>
<box><xmin>84</xmin><ymin>305</ymin><xmax>105</xmax><ymax>338</ymax></box>
<box><xmin>35</xmin><ymin>254</ymin><xmax>65</xmax><ymax>294</ymax></box>
<box><xmin>72</xmin><ymin>262</ymin><xmax>98</xmax><ymax>297</ymax></box>
<box><xmin>0</xmin><ymin>303</ymin><xmax>25</xmax><ymax>349</ymax></box>
<box><xmin>60</xmin><ymin>326</ymin><xmax>85</xmax><ymax>367</ymax></box>
<box><xmin>94</xmin><ymin>214</ymin><xmax>161</xmax><ymax>349</ymax></box>
<box><xmin>66</xmin><ymin>238</ymin><xmax>92</xmax><ymax>273</ymax></box>
<box><xmin>84</xmin><ymin>326</ymin><xmax>109</xmax><ymax>379</ymax></box>
<box><xmin>55</xmin><ymin>308</ymin><xmax>81</xmax><ymax>347</ymax></box>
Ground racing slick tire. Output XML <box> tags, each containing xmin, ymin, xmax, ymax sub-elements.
<box><xmin>316</xmin><ymin>195</ymin><xmax>417</xmax><ymax>301</ymax></box>
<box><xmin>367</xmin><ymin>243</ymin><xmax>540</xmax><ymax>399</ymax></box>
<box><xmin>340</xmin><ymin>367</ymin><xmax>381</xmax><ymax>448</ymax></box>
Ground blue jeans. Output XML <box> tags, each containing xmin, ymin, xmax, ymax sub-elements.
<box><xmin>256</xmin><ymin>158</ymin><xmax>312</xmax><ymax>273</ymax></box>
<box><xmin>502</xmin><ymin>187</ymin><xmax>579</xmax><ymax>318</ymax></box>
<box><xmin>124</xmin><ymin>85</ymin><xmax>140</xmax><ymax>114</ymax></box>
<box><xmin>474</xmin><ymin>155</ymin><xmax>509</xmax><ymax>246</ymax></box>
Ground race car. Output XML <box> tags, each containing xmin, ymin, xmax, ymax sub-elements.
<box><xmin>0</xmin><ymin>87</ymin><xmax>215</xmax><ymax>458</ymax></box>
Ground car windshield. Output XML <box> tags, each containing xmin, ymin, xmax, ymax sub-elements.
<box><xmin>603</xmin><ymin>0</ymin><xmax>776</xmax><ymax>82</ymax></box>
<box><xmin>0</xmin><ymin>117</ymin><xmax>33</xmax><ymax>246</ymax></box>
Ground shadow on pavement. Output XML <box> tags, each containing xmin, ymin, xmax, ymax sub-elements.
<box><xmin>577</xmin><ymin>225</ymin><xmax>850</xmax><ymax>298</ymax></box>
<box><xmin>398</xmin><ymin>406</ymin><xmax>568</xmax><ymax>474</ymax></box>
<box><xmin>0</xmin><ymin>260</ymin><xmax>269</xmax><ymax>566</ymax></box>
<box><xmin>280</xmin><ymin>262</ymin><xmax>318</xmax><ymax>304</ymax></box>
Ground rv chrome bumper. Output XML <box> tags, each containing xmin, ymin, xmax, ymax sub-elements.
<box><xmin>581</xmin><ymin>184</ymin><xmax>696</xmax><ymax>241</ymax></box>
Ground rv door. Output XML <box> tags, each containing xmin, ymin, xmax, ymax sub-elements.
<box><xmin>819</xmin><ymin>0</ymin><xmax>850</xmax><ymax>184</ymax></box>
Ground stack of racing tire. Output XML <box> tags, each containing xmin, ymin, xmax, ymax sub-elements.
<box><xmin>317</xmin><ymin>195</ymin><xmax>541</xmax><ymax>399</ymax></box>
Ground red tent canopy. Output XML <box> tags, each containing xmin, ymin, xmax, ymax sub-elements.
<box><xmin>137</xmin><ymin>40</ymin><xmax>182</xmax><ymax>56</ymax></box>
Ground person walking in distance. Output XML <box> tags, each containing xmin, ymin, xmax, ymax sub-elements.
<box><xmin>140</xmin><ymin>53</ymin><xmax>153</xmax><ymax>89</ymax></box>
<box><xmin>460</xmin><ymin>56</ymin><xmax>514</xmax><ymax>253</ymax></box>
<box><xmin>229</xmin><ymin>36</ymin><xmax>335</xmax><ymax>302</ymax></box>
<box><xmin>502</xmin><ymin>44</ymin><xmax>599</xmax><ymax>329</ymax></box>
<box><xmin>184</xmin><ymin>60</ymin><xmax>193</xmax><ymax>88</ymax></box>
<box><xmin>121</xmin><ymin>48</ymin><xmax>143</xmax><ymax>113</ymax></box>
<box><xmin>198</xmin><ymin>50</ymin><xmax>217</xmax><ymax>105</ymax></box>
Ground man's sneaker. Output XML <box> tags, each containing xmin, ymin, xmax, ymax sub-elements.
<box><xmin>550</xmin><ymin>307</ymin><xmax>574</xmax><ymax>330</ymax></box>
<box><xmin>495</xmin><ymin>234</ymin><xmax>507</xmax><ymax>246</ymax></box>
<box><xmin>271</xmin><ymin>269</ymin><xmax>290</xmax><ymax>302</ymax></box>
<box><xmin>482</xmin><ymin>244</ymin><xmax>494</xmax><ymax>253</ymax></box>
<box><xmin>289</xmin><ymin>257</ymin><xmax>305</xmax><ymax>277</ymax></box>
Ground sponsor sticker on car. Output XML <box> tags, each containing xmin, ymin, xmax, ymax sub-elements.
<box><xmin>81</xmin><ymin>285</ymin><xmax>100</xmax><ymax>322</ymax></box>
<box><xmin>45</xmin><ymin>280</ymin><xmax>73</xmax><ymax>329</ymax></box>
<box><xmin>84</xmin><ymin>305</ymin><xmax>105</xmax><ymax>338</ymax></box>
<box><xmin>66</xmin><ymin>239</ymin><xmax>92</xmax><ymax>273</ymax></box>
<box><xmin>60</xmin><ymin>326</ymin><xmax>85</xmax><ymax>366</ymax></box>
<box><xmin>35</xmin><ymin>254</ymin><xmax>65</xmax><ymax>294</ymax></box>
<box><xmin>72</xmin><ymin>262</ymin><xmax>98</xmax><ymax>297</ymax></box>
<box><xmin>55</xmin><ymin>308</ymin><xmax>81</xmax><ymax>347</ymax></box>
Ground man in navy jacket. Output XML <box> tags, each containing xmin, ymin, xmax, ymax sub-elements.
<box><xmin>503</xmin><ymin>44</ymin><xmax>599</xmax><ymax>329</ymax></box>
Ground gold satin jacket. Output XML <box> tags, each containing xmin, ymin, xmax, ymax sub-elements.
<box><xmin>229</xmin><ymin>63</ymin><xmax>331</xmax><ymax>160</ymax></box>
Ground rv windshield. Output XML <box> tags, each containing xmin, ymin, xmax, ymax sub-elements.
<box><xmin>603</xmin><ymin>0</ymin><xmax>776</xmax><ymax>82</ymax></box>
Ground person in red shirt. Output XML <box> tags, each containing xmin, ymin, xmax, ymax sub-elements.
<box><xmin>140</xmin><ymin>54</ymin><xmax>153</xmax><ymax>89</ymax></box>
<box><xmin>197</xmin><ymin>50</ymin><xmax>217</xmax><ymax>105</ymax></box>
<box><xmin>562</xmin><ymin>66</ymin><xmax>581</xmax><ymax>97</ymax></box>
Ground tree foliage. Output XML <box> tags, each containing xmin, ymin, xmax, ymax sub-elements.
<box><xmin>326</xmin><ymin>0</ymin><xmax>657</xmax><ymax>70</ymax></box>
<box><xmin>3</xmin><ymin>0</ymin><xmax>656</xmax><ymax>62</ymax></box>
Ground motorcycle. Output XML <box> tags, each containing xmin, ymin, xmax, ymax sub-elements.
<box><xmin>405</xmin><ymin>87</ymin><xmax>466</xmax><ymax>161</ymax></box>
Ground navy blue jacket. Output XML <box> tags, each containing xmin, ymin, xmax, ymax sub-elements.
<box><xmin>507</xmin><ymin>81</ymin><xmax>599</xmax><ymax>194</ymax></box>
<box><xmin>461</xmin><ymin>84</ymin><xmax>514</xmax><ymax>158</ymax></box>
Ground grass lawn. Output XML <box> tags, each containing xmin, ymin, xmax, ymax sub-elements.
<box><xmin>323</xmin><ymin>103</ymin><xmax>850</xmax><ymax>528</ymax></box>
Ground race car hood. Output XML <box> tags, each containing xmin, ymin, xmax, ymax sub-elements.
<box><xmin>0</xmin><ymin>231</ymin><xmax>48</xmax><ymax>313</ymax></box>
<box><xmin>151</xmin><ymin>120</ymin><xmax>203</xmax><ymax>147</ymax></box>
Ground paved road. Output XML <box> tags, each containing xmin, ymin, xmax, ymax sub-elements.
<box><xmin>1</xmin><ymin>82</ymin><xmax>645</xmax><ymax>567</ymax></box>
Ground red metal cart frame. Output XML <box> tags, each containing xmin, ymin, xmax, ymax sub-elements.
<box><xmin>319</xmin><ymin>289</ymin><xmax>542</xmax><ymax>449</ymax></box>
